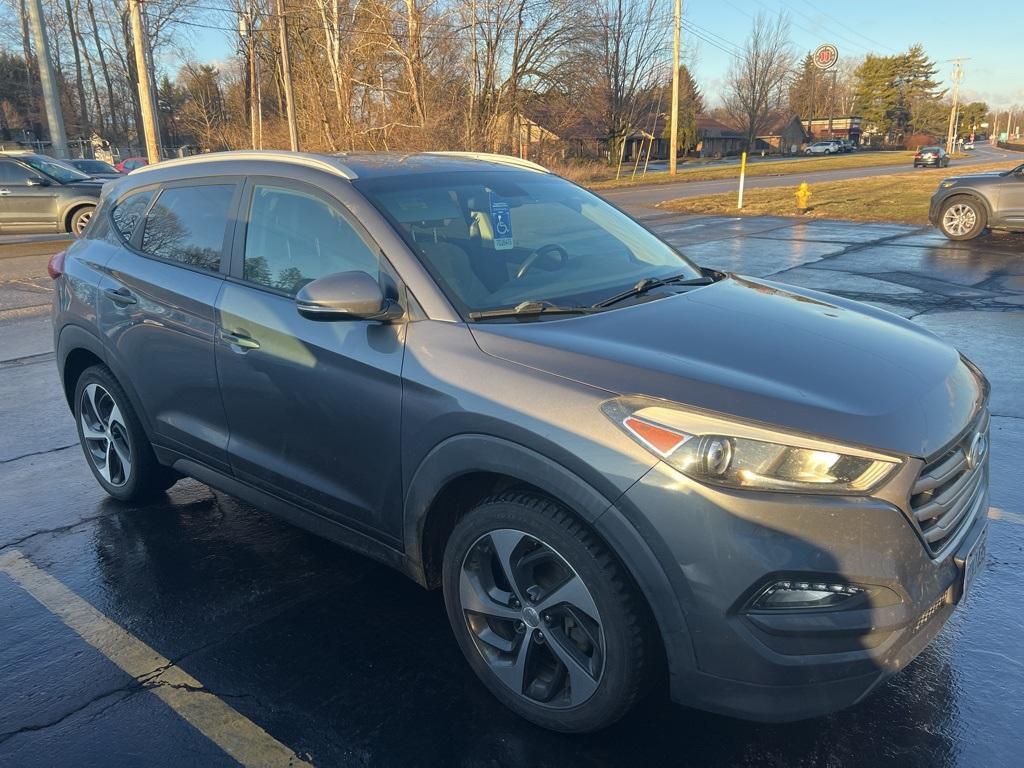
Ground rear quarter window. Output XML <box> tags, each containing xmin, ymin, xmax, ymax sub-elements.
<box><xmin>109</xmin><ymin>189</ymin><xmax>155</xmax><ymax>242</ymax></box>
<box><xmin>140</xmin><ymin>184</ymin><xmax>235</xmax><ymax>271</ymax></box>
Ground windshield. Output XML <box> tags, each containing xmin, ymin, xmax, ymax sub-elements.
<box><xmin>355</xmin><ymin>171</ymin><xmax>700</xmax><ymax>317</ymax></box>
<box><xmin>22</xmin><ymin>155</ymin><xmax>91</xmax><ymax>183</ymax></box>
<box><xmin>74</xmin><ymin>159</ymin><xmax>117</xmax><ymax>174</ymax></box>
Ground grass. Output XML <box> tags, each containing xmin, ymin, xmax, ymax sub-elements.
<box><xmin>582</xmin><ymin>151</ymin><xmax>928</xmax><ymax>189</ymax></box>
<box><xmin>656</xmin><ymin>162</ymin><xmax>1012</xmax><ymax>225</ymax></box>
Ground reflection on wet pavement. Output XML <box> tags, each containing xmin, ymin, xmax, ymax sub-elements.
<box><xmin>1</xmin><ymin>215</ymin><xmax>1022</xmax><ymax>767</ymax></box>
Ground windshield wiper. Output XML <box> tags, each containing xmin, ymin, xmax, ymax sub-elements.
<box><xmin>468</xmin><ymin>300</ymin><xmax>599</xmax><ymax>321</ymax></box>
<box><xmin>592</xmin><ymin>273</ymin><xmax>714</xmax><ymax>309</ymax></box>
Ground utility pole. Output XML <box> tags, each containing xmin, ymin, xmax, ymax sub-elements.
<box><xmin>26</xmin><ymin>0</ymin><xmax>68</xmax><ymax>157</ymax></box>
<box><xmin>128</xmin><ymin>0</ymin><xmax>161</xmax><ymax>163</ymax></box>
<box><xmin>277</xmin><ymin>0</ymin><xmax>299</xmax><ymax>152</ymax></box>
<box><xmin>669</xmin><ymin>0</ymin><xmax>680</xmax><ymax>175</ymax></box>
<box><xmin>945</xmin><ymin>58</ymin><xmax>965</xmax><ymax>155</ymax></box>
<box><xmin>240</xmin><ymin>6</ymin><xmax>258</xmax><ymax>150</ymax></box>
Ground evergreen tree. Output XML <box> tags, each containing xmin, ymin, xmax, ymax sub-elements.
<box><xmin>788</xmin><ymin>53</ymin><xmax>826</xmax><ymax>119</ymax></box>
<box><xmin>853</xmin><ymin>45</ymin><xmax>944</xmax><ymax>142</ymax></box>
<box><xmin>664</xmin><ymin>65</ymin><xmax>705</xmax><ymax>152</ymax></box>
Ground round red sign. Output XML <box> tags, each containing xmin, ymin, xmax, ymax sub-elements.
<box><xmin>813</xmin><ymin>44</ymin><xmax>839</xmax><ymax>70</ymax></box>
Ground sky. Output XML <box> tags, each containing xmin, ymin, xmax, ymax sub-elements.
<box><xmin>185</xmin><ymin>0</ymin><xmax>1022</xmax><ymax>110</ymax></box>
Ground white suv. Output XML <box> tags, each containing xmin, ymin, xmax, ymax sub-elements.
<box><xmin>804</xmin><ymin>141</ymin><xmax>842</xmax><ymax>155</ymax></box>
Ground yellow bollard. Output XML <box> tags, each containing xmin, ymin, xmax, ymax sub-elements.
<box><xmin>795</xmin><ymin>182</ymin><xmax>811</xmax><ymax>213</ymax></box>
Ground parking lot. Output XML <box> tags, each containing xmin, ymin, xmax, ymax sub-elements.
<box><xmin>1</xmin><ymin>217</ymin><xmax>1022</xmax><ymax>767</ymax></box>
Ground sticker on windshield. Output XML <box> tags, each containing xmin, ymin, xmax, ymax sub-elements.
<box><xmin>490</xmin><ymin>197</ymin><xmax>514</xmax><ymax>250</ymax></box>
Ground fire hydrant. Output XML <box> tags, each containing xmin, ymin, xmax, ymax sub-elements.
<box><xmin>795</xmin><ymin>182</ymin><xmax>811</xmax><ymax>213</ymax></box>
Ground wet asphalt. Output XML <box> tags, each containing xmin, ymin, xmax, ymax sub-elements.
<box><xmin>1</xmin><ymin>216</ymin><xmax>1022</xmax><ymax>767</ymax></box>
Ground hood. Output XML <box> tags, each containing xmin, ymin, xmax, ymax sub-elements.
<box><xmin>470</xmin><ymin>276</ymin><xmax>983</xmax><ymax>458</ymax></box>
<box><xmin>64</xmin><ymin>180</ymin><xmax>104</xmax><ymax>192</ymax></box>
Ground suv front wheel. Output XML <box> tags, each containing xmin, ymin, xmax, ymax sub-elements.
<box><xmin>939</xmin><ymin>196</ymin><xmax>987</xmax><ymax>240</ymax></box>
<box><xmin>442</xmin><ymin>492</ymin><xmax>652</xmax><ymax>732</ymax></box>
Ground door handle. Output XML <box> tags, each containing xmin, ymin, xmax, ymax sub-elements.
<box><xmin>220</xmin><ymin>329</ymin><xmax>261</xmax><ymax>350</ymax></box>
<box><xmin>103</xmin><ymin>287</ymin><xmax>138</xmax><ymax>305</ymax></box>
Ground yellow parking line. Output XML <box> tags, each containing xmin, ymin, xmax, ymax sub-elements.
<box><xmin>989</xmin><ymin>506</ymin><xmax>1024</xmax><ymax>525</ymax></box>
<box><xmin>0</xmin><ymin>550</ymin><xmax>311</xmax><ymax>767</ymax></box>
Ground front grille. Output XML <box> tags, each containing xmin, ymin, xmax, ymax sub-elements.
<box><xmin>909</xmin><ymin>411</ymin><xmax>989</xmax><ymax>556</ymax></box>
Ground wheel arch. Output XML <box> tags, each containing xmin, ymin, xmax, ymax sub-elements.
<box><xmin>62</xmin><ymin>200</ymin><xmax>97</xmax><ymax>233</ymax></box>
<box><xmin>404</xmin><ymin>434</ymin><xmax>697</xmax><ymax>689</ymax></box>
<box><xmin>938</xmin><ymin>190</ymin><xmax>994</xmax><ymax>220</ymax></box>
<box><xmin>57</xmin><ymin>324</ymin><xmax>154</xmax><ymax>440</ymax></box>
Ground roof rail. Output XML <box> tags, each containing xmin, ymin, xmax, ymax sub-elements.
<box><xmin>424</xmin><ymin>151</ymin><xmax>549</xmax><ymax>173</ymax></box>
<box><xmin>128</xmin><ymin>150</ymin><xmax>358</xmax><ymax>180</ymax></box>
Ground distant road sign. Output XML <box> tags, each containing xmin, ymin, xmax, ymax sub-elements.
<box><xmin>813</xmin><ymin>44</ymin><xmax>839</xmax><ymax>70</ymax></box>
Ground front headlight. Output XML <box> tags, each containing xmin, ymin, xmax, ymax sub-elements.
<box><xmin>602</xmin><ymin>397</ymin><xmax>901</xmax><ymax>494</ymax></box>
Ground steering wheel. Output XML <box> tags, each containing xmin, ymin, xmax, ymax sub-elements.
<box><xmin>515</xmin><ymin>244</ymin><xmax>569</xmax><ymax>280</ymax></box>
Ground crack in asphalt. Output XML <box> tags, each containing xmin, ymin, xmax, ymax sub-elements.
<box><xmin>0</xmin><ymin>510</ymin><xmax>112</xmax><ymax>554</ymax></box>
<box><xmin>0</xmin><ymin>686</ymin><xmax>135</xmax><ymax>745</ymax></box>
<box><xmin>0</xmin><ymin>443</ymin><xmax>78</xmax><ymax>465</ymax></box>
<box><xmin>0</xmin><ymin>674</ymin><xmax>255</xmax><ymax>746</ymax></box>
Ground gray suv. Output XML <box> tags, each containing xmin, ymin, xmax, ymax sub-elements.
<box><xmin>51</xmin><ymin>150</ymin><xmax>990</xmax><ymax>732</ymax></box>
<box><xmin>930</xmin><ymin>162</ymin><xmax>1024</xmax><ymax>240</ymax></box>
<box><xmin>0</xmin><ymin>152</ymin><xmax>102</xmax><ymax>234</ymax></box>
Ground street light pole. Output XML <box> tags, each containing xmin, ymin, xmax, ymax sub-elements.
<box><xmin>945</xmin><ymin>58</ymin><xmax>965</xmax><ymax>154</ymax></box>
<box><xmin>26</xmin><ymin>0</ymin><xmax>68</xmax><ymax>157</ymax></box>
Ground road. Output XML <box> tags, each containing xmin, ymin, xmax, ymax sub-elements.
<box><xmin>602</xmin><ymin>143</ymin><xmax>1018</xmax><ymax>213</ymax></box>
<box><xmin>1</xmin><ymin>219</ymin><xmax>1023</xmax><ymax>767</ymax></box>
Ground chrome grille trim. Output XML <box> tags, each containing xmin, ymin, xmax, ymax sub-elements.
<box><xmin>909</xmin><ymin>410</ymin><xmax>989</xmax><ymax>556</ymax></box>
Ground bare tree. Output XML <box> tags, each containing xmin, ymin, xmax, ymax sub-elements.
<box><xmin>723</xmin><ymin>12</ymin><xmax>793</xmax><ymax>150</ymax></box>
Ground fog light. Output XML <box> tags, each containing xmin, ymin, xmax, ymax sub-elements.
<box><xmin>752</xmin><ymin>580</ymin><xmax>864</xmax><ymax>610</ymax></box>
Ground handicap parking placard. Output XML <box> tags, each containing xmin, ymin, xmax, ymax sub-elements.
<box><xmin>490</xmin><ymin>196</ymin><xmax>514</xmax><ymax>250</ymax></box>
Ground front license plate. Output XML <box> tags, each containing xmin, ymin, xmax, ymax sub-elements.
<box><xmin>956</xmin><ymin>524</ymin><xmax>988</xmax><ymax>604</ymax></box>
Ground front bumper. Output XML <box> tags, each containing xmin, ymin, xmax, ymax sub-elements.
<box><xmin>617</xmin><ymin>457</ymin><xmax>989</xmax><ymax>722</ymax></box>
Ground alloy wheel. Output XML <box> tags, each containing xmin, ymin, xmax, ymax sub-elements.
<box><xmin>942</xmin><ymin>203</ymin><xmax>977</xmax><ymax>237</ymax></box>
<box><xmin>459</xmin><ymin>528</ymin><xmax>605</xmax><ymax>708</ymax></box>
<box><xmin>79</xmin><ymin>383</ymin><xmax>132</xmax><ymax>486</ymax></box>
<box><xmin>74</xmin><ymin>209</ymin><xmax>92</xmax><ymax>234</ymax></box>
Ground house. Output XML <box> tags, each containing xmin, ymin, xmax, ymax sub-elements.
<box><xmin>755</xmin><ymin>115</ymin><xmax>808</xmax><ymax>154</ymax></box>
<box><xmin>694</xmin><ymin>116</ymin><xmax>746</xmax><ymax>157</ymax></box>
<box><xmin>805</xmin><ymin>116</ymin><xmax>862</xmax><ymax>144</ymax></box>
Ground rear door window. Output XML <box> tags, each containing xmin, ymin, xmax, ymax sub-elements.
<box><xmin>110</xmin><ymin>189</ymin><xmax>154</xmax><ymax>242</ymax></box>
<box><xmin>141</xmin><ymin>184</ymin><xmax>235</xmax><ymax>271</ymax></box>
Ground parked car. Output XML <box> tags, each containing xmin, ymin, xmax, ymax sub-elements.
<box><xmin>930</xmin><ymin>162</ymin><xmax>1024</xmax><ymax>240</ymax></box>
<box><xmin>914</xmin><ymin>147</ymin><xmax>950</xmax><ymax>168</ymax></box>
<box><xmin>804</xmin><ymin>140</ymin><xmax>842</xmax><ymax>155</ymax></box>
<box><xmin>0</xmin><ymin>151</ymin><xmax>102</xmax><ymax>235</ymax></box>
<box><xmin>963</xmin><ymin>140</ymin><xmax>975</xmax><ymax>150</ymax></box>
<box><xmin>67</xmin><ymin>158</ymin><xmax>123</xmax><ymax>179</ymax></box>
<box><xmin>115</xmin><ymin>156</ymin><xmax>149</xmax><ymax>173</ymax></box>
<box><xmin>52</xmin><ymin>150</ymin><xmax>991</xmax><ymax>733</ymax></box>
<box><xmin>832</xmin><ymin>139</ymin><xmax>854</xmax><ymax>153</ymax></box>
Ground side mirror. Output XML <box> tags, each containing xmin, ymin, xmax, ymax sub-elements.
<box><xmin>295</xmin><ymin>271</ymin><xmax>403</xmax><ymax>322</ymax></box>
<box><xmin>26</xmin><ymin>176</ymin><xmax>49</xmax><ymax>187</ymax></box>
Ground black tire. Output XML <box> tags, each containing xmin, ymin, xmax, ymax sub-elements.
<box><xmin>73</xmin><ymin>364</ymin><xmax>179</xmax><ymax>500</ymax></box>
<box><xmin>442</xmin><ymin>492</ymin><xmax>653</xmax><ymax>733</ymax></box>
<box><xmin>68</xmin><ymin>205</ymin><xmax>95</xmax><ymax>237</ymax></box>
<box><xmin>938</xmin><ymin>196</ymin><xmax>987</xmax><ymax>241</ymax></box>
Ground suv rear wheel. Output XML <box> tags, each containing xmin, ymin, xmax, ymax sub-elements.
<box><xmin>442</xmin><ymin>492</ymin><xmax>652</xmax><ymax>732</ymax></box>
<box><xmin>74</xmin><ymin>365</ymin><xmax>178</xmax><ymax>500</ymax></box>
<box><xmin>939</xmin><ymin>196</ymin><xmax>987</xmax><ymax>240</ymax></box>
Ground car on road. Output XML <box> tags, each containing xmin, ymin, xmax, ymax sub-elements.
<box><xmin>913</xmin><ymin>146</ymin><xmax>950</xmax><ymax>168</ymax></box>
<box><xmin>804</xmin><ymin>141</ymin><xmax>842</xmax><ymax>155</ymax></box>
<box><xmin>51</xmin><ymin>150</ymin><xmax>991</xmax><ymax>733</ymax></box>
<box><xmin>930</xmin><ymin>162</ymin><xmax>1024</xmax><ymax>240</ymax></box>
<box><xmin>0</xmin><ymin>151</ymin><xmax>102</xmax><ymax>235</ymax></box>
<box><xmin>66</xmin><ymin>158</ymin><xmax>124</xmax><ymax>179</ymax></box>
<box><xmin>963</xmin><ymin>140</ymin><xmax>976</xmax><ymax>151</ymax></box>
<box><xmin>115</xmin><ymin>156</ymin><xmax>149</xmax><ymax>173</ymax></box>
